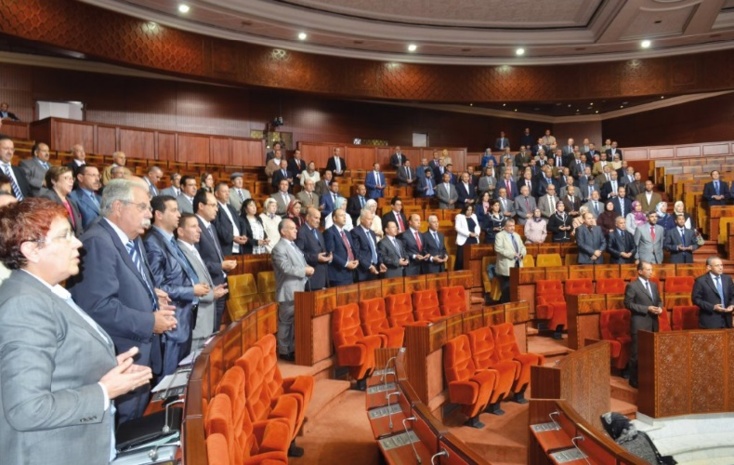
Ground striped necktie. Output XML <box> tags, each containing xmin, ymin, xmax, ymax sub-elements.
<box><xmin>125</xmin><ymin>240</ymin><xmax>157</xmax><ymax>308</ymax></box>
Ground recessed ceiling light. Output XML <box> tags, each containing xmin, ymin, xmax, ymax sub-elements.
<box><xmin>589</xmin><ymin>102</ymin><xmax>594</xmax><ymax>106</ymax></box>
<box><xmin>469</xmin><ymin>103</ymin><xmax>473</xmax><ymax>106</ymax></box>
<box><xmin>660</xmin><ymin>96</ymin><xmax>665</xmax><ymax>99</ymax></box>
<box><xmin>298</xmin><ymin>32</ymin><xmax>307</xmax><ymax>41</ymax></box>
<box><xmin>178</xmin><ymin>4</ymin><xmax>190</xmax><ymax>13</ymax></box>
<box><xmin>640</xmin><ymin>40</ymin><xmax>651</xmax><ymax>49</ymax></box>
<box><xmin>407</xmin><ymin>44</ymin><xmax>417</xmax><ymax>52</ymax></box>
<box><xmin>595</xmin><ymin>110</ymin><xmax>599</xmax><ymax>114</ymax></box>
<box><xmin>515</xmin><ymin>48</ymin><xmax>525</xmax><ymax>56</ymax></box>
<box><xmin>620</xmin><ymin>105</ymin><xmax>624</xmax><ymax>108</ymax></box>
<box><xmin>513</xmin><ymin>109</ymin><xmax>518</xmax><ymax>112</ymax></box>
<box><xmin>502</xmin><ymin>103</ymin><xmax>506</xmax><ymax>107</ymax></box>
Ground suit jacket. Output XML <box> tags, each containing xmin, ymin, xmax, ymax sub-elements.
<box><xmin>611</xmin><ymin>196</ymin><xmax>633</xmax><ymax>218</ymax></box>
<box><xmin>177</xmin><ymin>194</ymin><xmax>194</xmax><ymax>214</ymax></box>
<box><xmin>534</xmin><ymin>175</ymin><xmax>556</xmax><ymax>198</ymax></box>
<box><xmin>326</xmin><ymin>156</ymin><xmax>347</xmax><ymax>175</ymax></box>
<box><xmin>607</xmin><ymin>229</ymin><xmax>637</xmax><ymax>264</ymax></box>
<box><xmin>270</xmin><ymin>192</ymin><xmax>295</xmax><ymax>216</ymax></box>
<box><xmin>692</xmin><ymin>273</ymin><xmax>734</xmax><ymax>328</ymax></box>
<box><xmin>495</xmin><ymin>137</ymin><xmax>510</xmax><ymax>150</ymax></box>
<box><xmin>178</xmin><ymin>240</ymin><xmax>216</xmax><ymax>339</ymax></box>
<box><xmin>0</xmin><ymin>271</ymin><xmax>117</xmax><ymax>465</ymax></box>
<box><xmin>399</xmin><ymin>228</ymin><xmax>427</xmax><ymax>276</ymax></box>
<box><xmin>378</xmin><ymin>235</ymin><xmax>408</xmax><ymax>278</ymax></box>
<box><xmin>321</xmin><ymin>191</ymin><xmax>338</xmax><ymax>216</ymax></box>
<box><xmin>422</xmin><ymin>229</ymin><xmax>448</xmax><ymax>273</ymax></box>
<box><xmin>456</xmin><ymin>182</ymin><xmax>476</xmax><ymax>208</ymax></box>
<box><xmin>436</xmin><ymin>182</ymin><xmax>458</xmax><ymax>209</ymax></box>
<box><xmin>514</xmin><ymin>195</ymin><xmax>537</xmax><ymax>225</ymax></box>
<box><xmin>40</xmin><ymin>188</ymin><xmax>84</xmax><ymax>237</ymax></box>
<box><xmin>600</xmin><ymin>180</ymin><xmax>621</xmax><ymax>202</ymax></box>
<box><xmin>664</xmin><ymin>227</ymin><xmax>698</xmax><ymax>263</ymax></box>
<box><xmin>296</xmin><ymin>190</ymin><xmax>320</xmax><ymax>211</ymax></box>
<box><xmin>346</xmin><ymin>194</ymin><xmax>367</xmax><ymax>223</ymax></box>
<box><xmin>605</xmin><ymin>148</ymin><xmax>623</xmax><ymax>160</ymax></box>
<box><xmin>561</xmin><ymin>195</ymin><xmax>581</xmax><ymax>216</ymax></box>
<box><xmin>213</xmin><ymin>203</ymin><xmax>247</xmax><ymax>255</ymax></box>
<box><xmin>295</xmin><ymin>225</ymin><xmax>329</xmax><ymax>290</ymax></box>
<box><xmin>5</xmin><ymin>165</ymin><xmax>31</xmax><ymax>199</ymax></box>
<box><xmin>287</xmin><ymin>158</ymin><xmax>305</xmax><ymax>179</ymax></box>
<box><xmin>195</xmin><ymin>217</ymin><xmax>226</xmax><ymax>286</ymax></box>
<box><xmin>272</xmin><ymin>239</ymin><xmax>308</xmax><ymax>302</ymax></box>
<box><xmin>351</xmin><ymin>226</ymin><xmax>382</xmax><ymax>281</ymax></box>
<box><xmin>497</xmin><ymin>196</ymin><xmax>515</xmax><ymax>218</ymax></box>
<box><xmin>69</xmin><ymin>188</ymin><xmax>101</xmax><ymax>230</ymax></box>
<box><xmin>228</xmin><ymin>187</ymin><xmax>251</xmax><ymax>213</ymax></box>
<box><xmin>396</xmin><ymin>165</ymin><xmax>416</xmax><ymax>186</ymax></box>
<box><xmin>634</xmin><ymin>223</ymin><xmax>665</xmax><ymax>264</ymax></box>
<box><xmin>703</xmin><ymin>181</ymin><xmax>730</xmax><ymax>205</ymax></box>
<box><xmin>66</xmin><ymin>160</ymin><xmax>84</xmax><ymax>178</ymax></box>
<box><xmin>626</xmin><ymin>180</ymin><xmax>644</xmax><ymax>198</ymax></box>
<box><xmin>417</xmin><ymin>176</ymin><xmax>436</xmax><ymax>197</ymax></box>
<box><xmin>625</xmin><ymin>278</ymin><xmax>662</xmax><ymax>334</ymax></box>
<box><xmin>0</xmin><ymin>110</ymin><xmax>19</xmax><ymax>121</ymax></box>
<box><xmin>271</xmin><ymin>168</ymin><xmax>294</xmax><ymax>191</ymax></box>
<box><xmin>584</xmin><ymin>199</ymin><xmax>604</xmax><ymax>218</ymax></box>
<box><xmin>382</xmin><ymin>210</ymin><xmax>408</xmax><ymax>233</ymax></box>
<box><xmin>19</xmin><ymin>157</ymin><xmax>49</xmax><ymax>196</ymax></box>
<box><xmin>144</xmin><ymin>228</ymin><xmax>197</xmax><ymax>343</ymax></box>
<box><xmin>576</xmin><ymin>225</ymin><xmax>607</xmax><ymax>264</ymax></box>
<box><xmin>636</xmin><ymin>192</ymin><xmax>662</xmax><ymax>213</ymax></box>
<box><xmin>314</xmin><ymin>179</ymin><xmax>331</xmax><ymax>198</ymax></box>
<box><xmin>324</xmin><ymin>225</ymin><xmax>356</xmax><ymax>285</ymax></box>
<box><xmin>390</xmin><ymin>152</ymin><xmax>407</xmax><ymax>168</ymax></box>
<box><xmin>364</xmin><ymin>171</ymin><xmax>386</xmax><ymax>199</ymax></box>
<box><xmin>494</xmin><ymin>230</ymin><xmax>526</xmax><ymax>277</ymax></box>
<box><xmin>264</xmin><ymin>158</ymin><xmax>282</xmax><ymax>178</ymax></box>
<box><xmin>160</xmin><ymin>186</ymin><xmax>180</xmax><ymax>198</ymax></box>
<box><xmin>538</xmin><ymin>194</ymin><xmax>559</xmax><ymax>219</ymax></box>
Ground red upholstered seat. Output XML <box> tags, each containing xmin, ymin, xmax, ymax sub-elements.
<box><xmin>359</xmin><ymin>297</ymin><xmax>404</xmax><ymax>348</ymax></box>
<box><xmin>564</xmin><ymin>278</ymin><xmax>594</xmax><ymax>296</ymax></box>
<box><xmin>412</xmin><ymin>289</ymin><xmax>443</xmax><ymax>323</ymax></box>
<box><xmin>596</xmin><ymin>278</ymin><xmax>626</xmax><ymax>295</ymax></box>
<box><xmin>535</xmin><ymin>280</ymin><xmax>567</xmax><ymax>330</ymax></box>
<box><xmin>332</xmin><ymin>303</ymin><xmax>383</xmax><ymax>381</ymax></box>
<box><xmin>254</xmin><ymin>334</ymin><xmax>314</xmax><ymax>436</ymax></box>
<box><xmin>438</xmin><ymin>285</ymin><xmax>467</xmax><ymax>316</ymax></box>
<box><xmin>672</xmin><ymin>305</ymin><xmax>700</xmax><ymax>330</ymax></box>
<box><xmin>443</xmin><ymin>334</ymin><xmax>497</xmax><ymax>427</ymax></box>
<box><xmin>236</xmin><ymin>347</ymin><xmax>299</xmax><ymax>441</ymax></box>
<box><xmin>467</xmin><ymin>327</ymin><xmax>517</xmax><ymax>403</ymax></box>
<box><xmin>384</xmin><ymin>293</ymin><xmax>418</xmax><ymax>328</ymax></box>
<box><xmin>490</xmin><ymin>323</ymin><xmax>545</xmax><ymax>395</ymax></box>
<box><xmin>665</xmin><ymin>276</ymin><xmax>695</xmax><ymax>293</ymax></box>
<box><xmin>599</xmin><ymin>309</ymin><xmax>631</xmax><ymax>370</ymax></box>
<box><xmin>658</xmin><ymin>309</ymin><xmax>672</xmax><ymax>332</ymax></box>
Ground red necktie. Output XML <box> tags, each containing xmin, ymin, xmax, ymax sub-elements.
<box><xmin>650</xmin><ymin>226</ymin><xmax>655</xmax><ymax>241</ymax></box>
<box><xmin>396</xmin><ymin>214</ymin><xmax>405</xmax><ymax>232</ymax></box>
<box><xmin>340</xmin><ymin>230</ymin><xmax>355</xmax><ymax>260</ymax></box>
<box><xmin>414</xmin><ymin>231</ymin><xmax>422</xmax><ymax>251</ymax></box>
<box><xmin>506</xmin><ymin>180</ymin><xmax>511</xmax><ymax>197</ymax></box>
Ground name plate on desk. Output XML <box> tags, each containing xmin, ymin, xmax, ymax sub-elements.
<box><xmin>367</xmin><ymin>382</ymin><xmax>397</xmax><ymax>394</ymax></box>
<box><xmin>530</xmin><ymin>421</ymin><xmax>561</xmax><ymax>432</ymax></box>
<box><xmin>378</xmin><ymin>430</ymin><xmax>420</xmax><ymax>451</ymax></box>
<box><xmin>372</xmin><ymin>368</ymin><xmax>396</xmax><ymax>378</ymax></box>
<box><xmin>368</xmin><ymin>403</ymin><xmax>402</xmax><ymax>419</ymax></box>
<box><xmin>550</xmin><ymin>448</ymin><xmax>587</xmax><ymax>463</ymax></box>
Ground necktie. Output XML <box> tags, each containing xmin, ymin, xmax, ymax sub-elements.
<box><xmin>506</xmin><ymin>180</ymin><xmax>511</xmax><ymax>197</ymax></box>
<box><xmin>207</xmin><ymin>224</ymin><xmax>224</xmax><ymax>261</ymax></box>
<box><xmin>40</xmin><ymin>160</ymin><xmax>49</xmax><ymax>170</ymax></box>
<box><xmin>525</xmin><ymin>197</ymin><xmax>530</xmax><ymax>210</ymax></box>
<box><xmin>89</xmin><ymin>191</ymin><xmax>100</xmax><ymax>209</ymax></box>
<box><xmin>432</xmin><ymin>231</ymin><xmax>439</xmax><ymax>246</ymax></box>
<box><xmin>312</xmin><ymin>227</ymin><xmax>319</xmax><ymax>242</ymax></box>
<box><xmin>170</xmin><ymin>237</ymin><xmax>199</xmax><ymax>291</ymax></box>
<box><xmin>125</xmin><ymin>240</ymin><xmax>157</xmax><ymax>308</ymax></box>
<box><xmin>374</xmin><ymin>172</ymin><xmax>379</xmax><ymax>185</ymax></box>
<box><xmin>645</xmin><ymin>280</ymin><xmax>653</xmax><ymax>299</ymax></box>
<box><xmin>715</xmin><ymin>276</ymin><xmax>725</xmax><ymax>306</ymax></box>
<box><xmin>360</xmin><ymin>196</ymin><xmax>365</xmax><ymax>208</ymax></box>
<box><xmin>237</xmin><ymin>189</ymin><xmax>244</xmax><ymax>201</ymax></box>
<box><xmin>650</xmin><ymin>225</ymin><xmax>656</xmax><ymax>242</ymax></box>
<box><xmin>406</xmin><ymin>167</ymin><xmax>411</xmax><ymax>181</ymax></box>
<box><xmin>396</xmin><ymin>214</ymin><xmax>405</xmax><ymax>232</ymax></box>
<box><xmin>332</xmin><ymin>192</ymin><xmax>337</xmax><ymax>204</ymax></box>
<box><xmin>340</xmin><ymin>230</ymin><xmax>354</xmax><ymax>260</ymax></box>
<box><xmin>510</xmin><ymin>233</ymin><xmax>519</xmax><ymax>253</ymax></box>
<box><xmin>282</xmin><ymin>169</ymin><xmax>287</xmax><ymax>178</ymax></box>
<box><xmin>593</xmin><ymin>202</ymin><xmax>599</xmax><ymax>215</ymax></box>
<box><xmin>527</xmin><ymin>181</ymin><xmax>532</xmax><ymax>191</ymax></box>
<box><xmin>414</xmin><ymin>231</ymin><xmax>422</xmax><ymax>252</ymax></box>
<box><xmin>715</xmin><ymin>181</ymin><xmax>720</xmax><ymax>195</ymax></box>
<box><xmin>501</xmin><ymin>198</ymin><xmax>506</xmax><ymax>211</ymax></box>
<box><xmin>1</xmin><ymin>164</ymin><xmax>23</xmax><ymax>200</ymax></box>
<box><xmin>367</xmin><ymin>230</ymin><xmax>378</xmax><ymax>264</ymax></box>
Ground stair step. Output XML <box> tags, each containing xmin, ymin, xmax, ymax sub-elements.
<box><xmin>302</xmin><ymin>378</ymin><xmax>351</xmax><ymax>430</ymax></box>
<box><xmin>611</xmin><ymin>397</ymin><xmax>637</xmax><ymax>420</ymax></box>
<box><xmin>610</xmin><ymin>375</ymin><xmax>637</xmax><ymax>405</ymax></box>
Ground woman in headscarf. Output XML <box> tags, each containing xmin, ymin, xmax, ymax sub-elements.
<box><xmin>626</xmin><ymin>200</ymin><xmax>647</xmax><ymax>235</ymax></box>
<box><xmin>547</xmin><ymin>200</ymin><xmax>573</xmax><ymax>242</ymax></box>
<box><xmin>286</xmin><ymin>199</ymin><xmax>304</xmax><ymax>230</ymax></box>
<box><xmin>655</xmin><ymin>201</ymin><xmax>675</xmax><ymax>231</ymax></box>
<box><xmin>364</xmin><ymin>199</ymin><xmax>383</xmax><ymax>241</ymax></box>
<box><xmin>324</xmin><ymin>196</ymin><xmax>354</xmax><ymax>231</ymax></box>
<box><xmin>672</xmin><ymin>200</ymin><xmax>694</xmax><ymax>230</ymax></box>
<box><xmin>597</xmin><ymin>200</ymin><xmax>618</xmax><ymax>236</ymax></box>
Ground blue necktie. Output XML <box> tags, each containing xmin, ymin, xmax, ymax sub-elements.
<box><xmin>126</xmin><ymin>240</ymin><xmax>157</xmax><ymax>308</ymax></box>
<box><xmin>715</xmin><ymin>276</ymin><xmax>725</xmax><ymax>306</ymax></box>
<box><xmin>680</xmin><ymin>228</ymin><xmax>686</xmax><ymax>247</ymax></box>
<box><xmin>715</xmin><ymin>181</ymin><xmax>720</xmax><ymax>195</ymax></box>
<box><xmin>170</xmin><ymin>237</ymin><xmax>199</xmax><ymax>295</ymax></box>
<box><xmin>367</xmin><ymin>230</ymin><xmax>378</xmax><ymax>264</ymax></box>
<box><xmin>1</xmin><ymin>164</ymin><xmax>23</xmax><ymax>200</ymax></box>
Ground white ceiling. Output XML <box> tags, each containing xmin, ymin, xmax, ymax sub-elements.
<box><xmin>82</xmin><ymin>0</ymin><xmax>734</xmax><ymax>65</ymax></box>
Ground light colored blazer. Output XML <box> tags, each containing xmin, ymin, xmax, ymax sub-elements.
<box><xmin>0</xmin><ymin>271</ymin><xmax>117</xmax><ymax>465</ymax></box>
<box><xmin>228</xmin><ymin>187</ymin><xmax>251</xmax><ymax>214</ymax></box>
<box><xmin>455</xmin><ymin>213</ymin><xmax>480</xmax><ymax>246</ymax></box>
<box><xmin>494</xmin><ymin>230</ymin><xmax>526</xmax><ymax>277</ymax></box>
<box><xmin>271</xmin><ymin>239</ymin><xmax>308</xmax><ymax>303</ymax></box>
<box><xmin>178</xmin><ymin>240</ymin><xmax>216</xmax><ymax>341</ymax></box>
<box><xmin>634</xmin><ymin>223</ymin><xmax>665</xmax><ymax>264</ymax></box>
<box><xmin>19</xmin><ymin>157</ymin><xmax>49</xmax><ymax>196</ymax></box>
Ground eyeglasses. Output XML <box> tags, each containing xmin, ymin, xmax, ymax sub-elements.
<box><xmin>34</xmin><ymin>228</ymin><xmax>75</xmax><ymax>244</ymax></box>
<box><xmin>122</xmin><ymin>200</ymin><xmax>153</xmax><ymax>212</ymax></box>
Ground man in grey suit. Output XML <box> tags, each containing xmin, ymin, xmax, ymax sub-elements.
<box><xmin>177</xmin><ymin>213</ymin><xmax>228</xmax><ymax>348</ymax></box>
<box><xmin>297</xmin><ymin>178</ymin><xmax>320</xmax><ymax>212</ymax></box>
<box><xmin>177</xmin><ymin>174</ymin><xmax>197</xmax><ymax>214</ymax></box>
<box><xmin>396</xmin><ymin>160</ymin><xmax>417</xmax><ymax>188</ymax></box>
<box><xmin>69</xmin><ymin>164</ymin><xmax>102</xmax><ymax>230</ymax></box>
<box><xmin>142</xmin><ymin>165</ymin><xmax>163</xmax><ymax>197</ymax></box>
<box><xmin>160</xmin><ymin>172</ymin><xmax>181</xmax><ymax>198</ymax></box>
<box><xmin>272</xmin><ymin>219</ymin><xmax>314</xmax><ymax>361</ymax></box>
<box><xmin>624</xmin><ymin>261</ymin><xmax>664</xmax><ymax>388</ymax></box>
<box><xmin>378</xmin><ymin>220</ymin><xmax>409</xmax><ymax>278</ymax></box>
<box><xmin>436</xmin><ymin>172</ymin><xmax>458</xmax><ymax>209</ymax></box>
<box><xmin>634</xmin><ymin>211</ymin><xmax>665</xmax><ymax>264</ymax></box>
<box><xmin>271</xmin><ymin>179</ymin><xmax>295</xmax><ymax>217</ymax></box>
<box><xmin>576</xmin><ymin>212</ymin><xmax>607</xmax><ymax>264</ymax></box>
<box><xmin>514</xmin><ymin>185</ymin><xmax>537</xmax><ymax>225</ymax></box>
<box><xmin>583</xmin><ymin>190</ymin><xmax>604</xmax><ymax>219</ymax></box>
<box><xmin>20</xmin><ymin>141</ymin><xmax>51</xmax><ymax>197</ymax></box>
<box><xmin>538</xmin><ymin>183</ymin><xmax>559</xmax><ymax>219</ymax></box>
<box><xmin>228</xmin><ymin>172</ymin><xmax>251</xmax><ymax>213</ymax></box>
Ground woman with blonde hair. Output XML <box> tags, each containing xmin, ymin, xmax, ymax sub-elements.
<box><xmin>260</xmin><ymin>197</ymin><xmax>281</xmax><ymax>252</ymax></box>
<box><xmin>365</xmin><ymin>199</ymin><xmax>383</xmax><ymax>241</ymax></box>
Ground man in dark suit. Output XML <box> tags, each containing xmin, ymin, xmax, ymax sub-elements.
<box><xmin>146</xmin><ymin>195</ymin><xmax>207</xmax><ymax>375</ymax></box>
<box><xmin>600</xmin><ymin>171</ymin><xmax>621</xmax><ymax>202</ymax></box>
<box><xmin>664</xmin><ymin>215</ymin><xmax>698</xmax><ymax>263</ymax></box>
<box><xmin>365</xmin><ymin>163</ymin><xmax>386</xmax><ymax>199</ymax></box>
<box><xmin>416</xmin><ymin>169</ymin><xmax>436</xmax><ymax>198</ymax></box>
<box><xmin>605</xmin><ymin>141</ymin><xmax>623</xmax><ymax>161</ymax></box>
<box><xmin>607</xmin><ymin>216</ymin><xmax>636</xmax><ymax>264</ymax></box>
<box><xmin>325</xmin><ymin>147</ymin><xmax>346</xmax><ymax>176</ymax></box>
<box><xmin>378</xmin><ymin>220</ymin><xmax>409</xmax><ymax>278</ymax></box>
<box><xmin>295</xmin><ymin>207</ymin><xmax>330</xmax><ymax>290</ymax></box>
<box><xmin>323</xmin><ymin>208</ymin><xmax>359</xmax><ymax>285</ymax></box>
<box><xmin>456</xmin><ymin>172</ymin><xmax>476</xmax><ymax>208</ymax></box>
<box><xmin>271</xmin><ymin>159</ymin><xmax>294</xmax><ymax>193</ymax></box>
<box><xmin>142</xmin><ymin>165</ymin><xmax>162</xmax><ymax>197</ymax></box>
<box><xmin>494</xmin><ymin>131</ymin><xmax>510</xmax><ymax>151</ymax></box>
<box><xmin>576</xmin><ymin>212</ymin><xmax>607</xmax><ymax>264</ymax></box>
<box><xmin>702</xmin><ymin>170</ymin><xmax>729</xmax><ymax>206</ymax></box>
<box><xmin>0</xmin><ymin>136</ymin><xmax>31</xmax><ymax>200</ymax></box>
<box><xmin>692</xmin><ymin>257</ymin><xmax>734</xmax><ymax>329</ymax></box>
<box><xmin>390</xmin><ymin>146</ymin><xmax>407</xmax><ymax>169</ymax></box>
<box><xmin>20</xmin><ymin>141</ymin><xmax>51</xmax><ymax>197</ymax></box>
<box><xmin>0</xmin><ymin>102</ymin><xmax>19</xmax><ymax>121</ymax></box>
<box><xmin>194</xmin><ymin>190</ymin><xmax>237</xmax><ymax>328</ymax></box>
<box><xmin>624</xmin><ymin>261</ymin><xmax>663</xmax><ymax>388</ymax></box>
<box><xmin>321</xmin><ymin>179</ymin><xmax>340</xmax><ymax>217</ymax></box>
<box><xmin>382</xmin><ymin>196</ymin><xmax>408</xmax><ymax>234</ymax></box>
<box><xmin>396</xmin><ymin>159</ymin><xmax>417</xmax><ymax>188</ymax></box>
<box><xmin>68</xmin><ymin>178</ymin><xmax>177</xmax><ymax>423</ymax></box>
<box><xmin>611</xmin><ymin>186</ymin><xmax>633</xmax><ymax>218</ymax></box>
<box><xmin>400</xmin><ymin>213</ymin><xmax>428</xmax><ymax>276</ymax></box>
<box><xmin>287</xmin><ymin>149</ymin><xmax>306</xmax><ymax>182</ymax></box>
<box><xmin>314</xmin><ymin>170</ymin><xmax>333</xmax><ymax>198</ymax></box>
<box><xmin>534</xmin><ymin>166</ymin><xmax>556</xmax><ymax>198</ymax></box>
<box><xmin>346</xmin><ymin>184</ymin><xmax>368</xmax><ymax>224</ymax></box>
<box><xmin>65</xmin><ymin>144</ymin><xmax>87</xmax><ymax>178</ymax></box>
<box><xmin>69</xmin><ymin>165</ymin><xmax>102</xmax><ymax>230</ymax></box>
<box><xmin>626</xmin><ymin>172</ymin><xmax>644</xmax><ymax>199</ymax></box>
<box><xmin>422</xmin><ymin>214</ymin><xmax>449</xmax><ymax>273</ymax></box>
<box><xmin>213</xmin><ymin>183</ymin><xmax>248</xmax><ymax>255</ymax></box>
<box><xmin>351</xmin><ymin>210</ymin><xmax>385</xmax><ymax>281</ymax></box>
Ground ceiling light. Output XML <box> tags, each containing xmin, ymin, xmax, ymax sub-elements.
<box><xmin>515</xmin><ymin>48</ymin><xmax>525</xmax><ymax>56</ymax></box>
<box><xmin>640</xmin><ymin>40</ymin><xmax>651</xmax><ymax>49</ymax></box>
<box><xmin>178</xmin><ymin>4</ymin><xmax>190</xmax><ymax>13</ymax></box>
<box><xmin>298</xmin><ymin>32</ymin><xmax>307</xmax><ymax>41</ymax></box>
<box><xmin>502</xmin><ymin>103</ymin><xmax>506</xmax><ymax>107</ymax></box>
<box><xmin>660</xmin><ymin>96</ymin><xmax>665</xmax><ymax>99</ymax></box>
<box><xmin>595</xmin><ymin>110</ymin><xmax>599</xmax><ymax>114</ymax></box>
<box><xmin>407</xmin><ymin>44</ymin><xmax>417</xmax><ymax>52</ymax></box>
<box><xmin>469</xmin><ymin>103</ymin><xmax>473</xmax><ymax>107</ymax></box>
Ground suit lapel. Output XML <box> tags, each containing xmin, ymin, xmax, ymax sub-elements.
<box><xmin>100</xmin><ymin>220</ymin><xmax>151</xmax><ymax>293</ymax></box>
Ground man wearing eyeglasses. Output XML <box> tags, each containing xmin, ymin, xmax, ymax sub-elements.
<box><xmin>68</xmin><ymin>178</ymin><xmax>178</xmax><ymax>423</ymax></box>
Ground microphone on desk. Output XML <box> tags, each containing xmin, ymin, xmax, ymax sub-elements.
<box><xmin>430</xmin><ymin>449</ymin><xmax>449</xmax><ymax>465</ymax></box>
<box><xmin>385</xmin><ymin>391</ymin><xmax>401</xmax><ymax>430</ymax></box>
<box><xmin>162</xmin><ymin>399</ymin><xmax>184</xmax><ymax>434</ymax></box>
<box><xmin>381</xmin><ymin>355</ymin><xmax>397</xmax><ymax>384</ymax></box>
<box><xmin>402</xmin><ymin>417</ymin><xmax>421</xmax><ymax>464</ymax></box>
<box><xmin>162</xmin><ymin>367</ymin><xmax>192</xmax><ymax>405</ymax></box>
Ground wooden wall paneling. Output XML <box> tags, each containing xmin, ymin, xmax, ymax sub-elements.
<box><xmin>346</xmin><ymin>146</ymin><xmax>377</xmax><ymax>170</ymax></box>
<box><xmin>232</xmin><ymin>139</ymin><xmax>264</xmax><ymax>167</ymax></box>
<box><xmin>96</xmin><ymin>125</ymin><xmax>118</xmax><ymax>156</ymax></box>
<box><xmin>119</xmin><ymin>127</ymin><xmax>155</xmax><ymax>160</ymax></box>
<box><xmin>2</xmin><ymin>121</ymin><xmax>30</xmax><ymax>140</ymax></box>
<box><xmin>29</xmin><ymin>119</ymin><xmax>52</xmax><ymax>148</ymax></box>
<box><xmin>178</xmin><ymin>133</ymin><xmax>211</xmax><ymax>164</ymax></box>
<box><xmin>157</xmin><ymin>131</ymin><xmax>177</xmax><ymax>162</ymax></box>
<box><xmin>298</xmin><ymin>142</ymin><xmax>331</xmax><ymax>170</ymax></box>
<box><xmin>52</xmin><ymin>119</ymin><xmax>94</xmax><ymax>154</ymax></box>
<box><xmin>209</xmin><ymin>136</ymin><xmax>232</xmax><ymax>166</ymax></box>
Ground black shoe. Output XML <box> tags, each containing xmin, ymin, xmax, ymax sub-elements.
<box><xmin>486</xmin><ymin>402</ymin><xmax>505</xmax><ymax>416</ymax></box>
<box><xmin>353</xmin><ymin>378</ymin><xmax>367</xmax><ymax>391</ymax></box>
<box><xmin>629</xmin><ymin>380</ymin><xmax>638</xmax><ymax>389</ymax></box>
<box><xmin>288</xmin><ymin>442</ymin><xmax>304</xmax><ymax>457</ymax></box>
<box><xmin>279</xmin><ymin>352</ymin><xmax>295</xmax><ymax>362</ymax></box>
